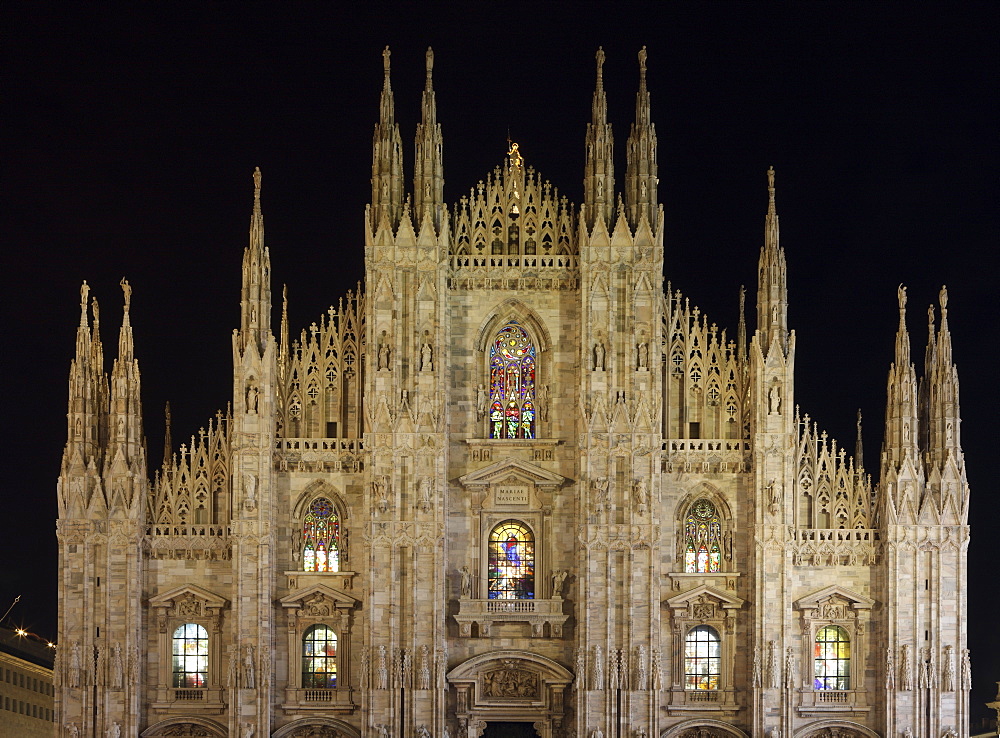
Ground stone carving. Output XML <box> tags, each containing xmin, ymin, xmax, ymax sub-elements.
<box><xmin>373</xmin><ymin>476</ymin><xmax>389</xmax><ymax>513</ymax></box>
<box><xmin>552</xmin><ymin>569</ymin><xmax>569</xmax><ymax>598</ymax></box>
<box><xmin>592</xmin><ymin>730</ymin><xmax>604</xmax><ymax>738</ymax></box>
<box><xmin>769</xmin><ymin>385</ymin><xmax>781</xmax><ymax>414</ymax></box>
<box><xmin>107</xmin><ymin>723</ymin><xmax>121</xmax><ymax>738</ymax></box>
<box><xmin>159</xmin><ymin>725</ymin><xmax>215</xmax><ymax>736</ymax></box>
<box><xmin>377</xmin><ymin>332</ymin><xmax>390</xmax><ymax>370</ymax></box>
<box><xmin>942</xmin><ymin>728</ymin><xmax>958</xmax><ymax>738</ymax></box>
<box><xmin>289</xmin><ymin>728</ymin><xmax>341</xmax><ymax>738</ymax></box>
<box><xmin>375</xmin><ymin>725</ymin><xmax>390</xmax><ymax>738</ymax></box>
<box><xmin>900</xmin><ymin>644</ymin><xmax>913</xmax><ymax>690</ymax></box>
<box><xmin>376</xmin><ymin>645</ymin><xmax>388</xmax><ymax>689</ymax></box>
<box><xmin>633</xmin><ymin>477</ymin><xmax>649</xmax><ymax>512</ymax></box>
<box><xmin>770</xmin><ymin>730</ymin><xmax>781</xmax><ymax>738</ymax></box>
<box><xmin>592</xmin><ymin>645</ymin><xmax>604</xmax><ymax>690</ymax></box>
<box><xmin>476</xmin><ymin>385</ymin><xmax>488</xmax><ymax>418</ymax></box>
<box><xmin>784</xmin><ymin>647</ymin><xmax>795</xmax><ymax>689</ymax></box>
<box><xmin>304</xmin><ymin>592</ymin><xmax>331</xmax><ymax>616</ymax></box>
<box><xmin>636</xmin><ymin>340</ymin><xmax>649</xmax><ymax>370</ymax></box>
<box><xmin>482</xmin><ymin>660</ymin><xmax>538</xmax><ymax>699</ymax></box>
<box><xmin>592</xmin><ymin>477</ymin><xmax>610</xmax><ymax>512</ymax></box>
<box><xmin>594</xmin><ymin>339</ymin><xmax>606</xmax><ymax>371</ymax></box>
<box><xmin>942</xmin><ymin>644</ymin><xmax>955</xmax><ymax>691</ymax></box>
<box><xmin>436</xmin><ymin>647</ymin><xmax>448</xmax><ymax>687</ymax></box>
<box><xmin>243</xmin><ymin>644</ymin><xmax>256</xmax><ymax>689</ymax></box>
<box><xmin>69</xmin><ymin>642</ymin><xmax>81</xmax><ymax>688</ymax></box>
<box><xmin>418</xmin><ymin>644</ymin><xmax>431</xmax><ymax>690</ymax></box>
<box><xmin>243</xmin><ymin>725</ymin><xmax>255</xmax><ymax>738</ymax></box>
<box><xmin>609</xmin><ymin>648</ymin><xmax>620</xmax><ymax>689</ymax></box>
<box><xmin>67</xmin><ymin>724</ymin><xmax>79</xmax><ymax>738</ymax></box>
<box><xmin>417</xmin><ymin>476</ymin><xmax>432</xmax><ymax>513</ymax></box>
<box><xmin>246</xmin><ymin>381</ymin><xmax>259</xmax><ymax>414</ymax></box>
<box><xmin>96</xmin><ymin>644</ymin><xmax>107</xmax><ymax>685</ymax></box>
<box><xmin>753</xmin><ymin>646</ymin><xmax>763</xmax><ymax>688</ymax></box>
<box><xmin>227</xmin><ymin>647</ymin><xmax>239</xmax><ymax>688</ymax></box>
<box><xmin>960</xmin><ymin>648</ymin><xmax>972</xmax><ymax>690</ymax></box>
<box><xmin>111</xmin><ymin>643</ymin><xmax>123</xmax><ymax>689</ymax></box>
<box><xmin>575</xmin><ymin>647</ymin><xmax>586</xmax><ymax>690</ymax></box>
<box><xmin>903</xmin><ymin>729</ymin><xmax>913</xmax><ymax>738</ymax></box>
<box><xmin>420</xmin><ymin>338</ymin><xmax>433</xmax><ymax>372</ymax></box>
<box><xmin>417</xmin><ymin>727</ymin><xmax>431</xmax><ymax>738</ymax></box>
<box><xmin>885</xmin><ymin>646</ymin><xmax>895</xmax><ymax>689</ymax></box>
<box><xmin>766</xmin><ymin>640</ymin><xmax>778</xmax><ymax>689</ymax></box>
<box><xmin>401</xmin><ymin>647</ymin><xmax>412</xmax><ymax>686</ymax></box>
<box><xmin>243</xmin><ymin>472</ymin><xmax>257</xmax><ymax>511</ymax></box>
<box><xmin>635</xmin><ymin>644</ymin><xmax>648</xmax><ymax>690</ymax></box>
<box><xmin>651</xmin><ymin>648</ymin><xmax>663</xmax><ymax>690</ymax></box>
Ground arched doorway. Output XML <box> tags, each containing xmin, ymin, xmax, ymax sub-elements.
<box><xmin>141</xmin><ymin>718</ymin><xmax>227</xmax><ymax>737</ymax></box>
<box><xmin>661</xmin><ymin>720</ymin><xmax>749</xmax><ymax>738</ymax></box>
<box><xmin>483</xmin><ymin>723</ymin><xmax>540</xmax><ymax>738</ymax></box>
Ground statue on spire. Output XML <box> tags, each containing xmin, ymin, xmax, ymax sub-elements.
<box><xmin>638</xmin><ymin>46</ymin><xmax>647</xmax><ymax>79</ymax></box>
<box><xmin>120</xmin><ymin>278</ymin><xmax>132</xmax><ymax>313</ymax></box>
<box><xmin>80</xmin><ymin>281</ymin><xmax>90</xmax><ymax>324</ymax></box>
<box><xmin>383</xmin><ymin>45</ymin><xmax>391</xmax><ymax>74</ymax></box>
<box><xmin>253</xmin><ymin>166</ymin><xmax>261</xmax><ymax>199</ymax></box>
<box><xmin>596</xmin><ymin>46</ymin><xmax>605</xmax><ymax>80</ymax></box>
<box><xmin>426</xmin><ymin>47</ymin><xmax>434</xmax><ymax>78</ymax></box>
<box><xmin>897</xmin><ymin>283</ymin><xmax>907</xmax><ymax>313</ymax></box>
<box><xmin>939</xmin><ymin>285</ymin><xmax>948</xmax><ymax>312</ymax></box>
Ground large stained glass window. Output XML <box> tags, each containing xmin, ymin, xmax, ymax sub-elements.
<box><xmin>303</xmin><ymin>497</ymin><xmax>340</xmax><ymax>572</ymax></box>
<box><xmin>684</xmin><ymin>625</ymin><xmax>721</xmax><ymax>690</ymax></box>
<box><xmin>172</xmin><ymin>623</ymin><xmax>208</xmax><ymax>688</ymax></box>
<box><xmin>302</xmin><ymin>624</ymin><xmax>337</xmax><ymax>689</ymax></box>
<box><xmin>488</xmin><ymin>321</ymin><xmax>536</xmax><ymax>439</ymax></box>
<box><xmin>814</xmin><ymin>625</ymin><xmax>850</xmax><ymax>690</ymax></box>
<box><xmin>683</xmin><ymin>499</ymin><xmax>723</xmax><ymax>573</ymax></box>
<box><xmin>488</xmin><ymin>520</ymin><xmax>535</xmax><ymax>600</ymax></box>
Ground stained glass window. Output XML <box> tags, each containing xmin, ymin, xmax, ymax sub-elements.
<box><xmin>488</xmin><ymin>322</ymin><xmax>536</xmax><ymax>439</ymax></box>
<box><xmin>488</xmin><ymin>520</ymin><xmax>535</xmax><ymax>600</ymax></box>
<box><xmin>303</xmin><ymin>497</ymin><xmax>340</xmax><ymax>572</ymax></box>
<box><xmin>684</xmin><ymin>499</ymin><xmax>723</xmax><ymax>573</ymax></box>
<box><xmin>302</xmin><ymin>625</ymin><xmax>337</xmax><ymax>689</ymax></box>
<box><xmin>684</xmin><ymin>625</ymin><xmax>721</xmax><ymax>690</ymax></box>
<box><xmin>172</xmin><ymin>623</ymin><xmax>208</xmax><ymax>688</ymax></box>
<box><xmin>814</xmin><ymin>625</ymin><xmax>850</xmax><ymax>690</ymax></box>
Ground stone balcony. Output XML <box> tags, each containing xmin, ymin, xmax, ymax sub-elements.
<box><xmin>662</xmin><ymin>439</ymin><xmax>750</xmax><ymax>474</ymax></box>
<box><xmin>454</xmin><ymin>597</ymin><xmax>569</xmax><ymax>638</ymax></box>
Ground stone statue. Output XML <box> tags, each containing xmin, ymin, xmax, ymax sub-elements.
<box><xmin>552</xmin><ymin>569</ymin><xmax>569</xmax><ymax>598</ymax></box>
<box><xmin>769</xmin><ymin>385</ymin><xmax>781</xmax><ymax>414</ymax></box>
<box><xmin>784</xmin><ymin>647</ymin><xmax>795</xmax><ymax>689</ymax></box>
<box><xmin>900</xmin><ymin>644</ymin><xmax>913</xmax><ymax>690</ymax></box>
<box><xmin>420</xmin><ymin>340</ymin><xmax>433</xmax><ymax>371</ymax></box>
<box><xmin>769</xmin><ymin>730</ymin><xmax>781</xmax><ymax>738</ymax></box>
<box><xmin>227</xmin><ymin>647</ymin><xmax>239</xmax><ymax>688</ymax></box>
<box><xmin>593</xmin><ymin>477</ymin><xmax>610</xmax><ymax>512</ymax></box>
<box><xmin>942</xmin><ymin>644</ymin><xmax>955</xmax><ymax>691</ymax></box>
<box><xmin>752</xmin><ymin>647</ymin><xmax>762</xmax><ymax>688</ymax></box>
<box><xmin>960</xmin><ymin>648</ymin><xmax>972</xmax><ymax>690</ymax></box>
<box><xmin>575</xmin><ymin>648</ymin><xmax>586</xmax><ymax>690</ymax></box>
<box><xmin>107</xmin><ymin>723</ymin><xmax>121</xmax><ymax>738</ymax></box>
<box><xmin>243</xmin><ymin>472</ymin><xmax>257</xmax><ymax>511</ymax></box>
<box><xmin>416</xmin><ymin>726</ymin><xmax>430</xmax><ymax>738</ymax></box>
<box><xmin>476</xmin><ymin>385</ymin><xmax>487</xmax><ymax>418</ymax></box>
<box><xmin>594</xmin><ymin>340</ymin><xmax>606</xmax><ymax>371</ymax></box>
<box><xmin>633</xmin><ymin>477</ymin><xmax>649</xmax><ymax>510</ymax></box>
<box><xmin>243</xmin><ymin>724</ymin><xmax>255</xmax><ymax>738</ymax></box>
<box><xmin>636</xmin><ymin>340</ymin><xmax>648</xmax><ymax>369</ymax></box>
<box><xmin>243</xmin><ymin>644</ymin><xmax>256</xmax><ymax>689</ymax></box>
<box><xmin>67</xmin><ymin>723</ymin><xmax>79</xmax><ymax>738</ymax></box>
<box><xmin>111</xmin><ymin>643</ymin><xmax>123</xmax><ymax>689</ymax></box>
<box><xmin>592</xmin><ymin>730</ymin><xmax>604</xmax><ymax>738</ymax></box>
<box><xmin>903</xmin><ymin>729</ymin><xmax>913</xmax><ymax>738</ymax></box>
<box><xmin>120</xmin><ymin>277</ymin><xmax>131</xmax><ymax>312</ymax></box>
<box><xmin>592</xmin><ymin>645</ymin><xmax>604</xmax><ymax>690</ymax></box>
<box><xmin>418</xmin><ymin>476</ymin><xmax>432</xmax><ymax>513</ymax></box>
<box><xmin>418</xmin><ymin>644</ymin><xmax>431</xmax><ymax>690</ymax></box>
<box><xmin>376</xmin><ymin>645</ymin><xmax>388</xmax><ymax>689</ymax></box>
<box><xmin>375</xmin><ymin>724</ymin><xmax>389</xmax><ymax>738</ymax></box>
<box><xmin>636</xmin><ymin>644</ymin><xmax>648</xmax><ymax>690</ymax></box>
<box><xmin>373</xmin><ymin>476</ymin><xmax>388</xmax><ymax>513</ymax></box>
<box><xmin>885</xmin><ymin>646</ymin><xmax>895</xmax><ymax>689</ymax></box>
<box><xmin>942</xmin><ymin>728</ymin><xmax>958</xmax><ymax>738</ymax></box>
<box><xmin>246</xmin><ymin>382</ymin><xmax>259</xmax><ymax>414</ymax></box>
<box><xmin>377</xmin><ymin>333</ymin><xmax>390</xmax><ymax>370</ymax></box>
<box><xmin>70</xmin><ymin>642</ymin><xmax>81</xmax><ymax>688</ymax></box>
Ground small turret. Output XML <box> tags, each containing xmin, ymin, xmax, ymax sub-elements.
<box><xmin>926</xmin><ymin>287</ymin><xmax>964</xmax><ymax>471</ymax></box>
<box><xmin>624</xmin><ymin>46</ymin><xmax>658</xmax><ymax>231</ymax></box>
<box><xmin>584</xmin><ymin>47</ymin><xmax>614</xmax><ymax>230</ymax></box>
<box><xmin>371</xmin><ymin>46</ymin><xmax>404</xmax><ymax>230</ymax></box>
<box><xmin>755</xmin><ymin>167</ymin><xmax>789</xmax><ymax>355</ymax></box>
<box><xmin>413</xmin><ymin>47</ymin><xmax>444</xmax><ymax>230</ymax></box>
<box><xmin>239</xmin><ymin>168</ymin><xmax>272</xmax><ymax>356</ymax></box>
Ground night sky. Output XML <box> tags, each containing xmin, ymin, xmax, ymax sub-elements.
<box><xmin>4</xmin><ymin>2</ymin><xmax>997</xmax><ymax>724</ymax></box>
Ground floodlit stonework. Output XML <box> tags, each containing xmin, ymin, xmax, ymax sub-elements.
<box><xmin>55</xmin><ymin>48</ymin><xmax>971</xmax><ymax>738</ymax></box>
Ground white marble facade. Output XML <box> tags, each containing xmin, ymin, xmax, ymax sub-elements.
<box><xmin>55</xmin><ymin>48</ymin><xmax>971</xmax><ymax>738</ymax></box>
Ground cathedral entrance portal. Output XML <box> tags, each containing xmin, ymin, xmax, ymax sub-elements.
<box><xmin>483</xmin><ymin>722</ymin><xmax>540</xmax><ymax>738</ymax></box>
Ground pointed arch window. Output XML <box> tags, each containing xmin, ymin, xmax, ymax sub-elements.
<box><xmin>814</xmin><ymin>625</ymin><xmax>850</xmax><ymax>690</ymax></box>
<box><xmin>172</xmin><ymin>623</ymin><xmax>208</xmax><ymax>688</ymax></box>
<box><xmin>684</xmin><ymin>499</ymin><xmax>723</xmax><ymax>573</ymax></box>
<box><xmin>487</xmin><ymin>520</ymin><xmax>535</xmax><ymax>600</ymax></box>
<box><xmin>303</xmin><ymin>497</ymin><xmax>340</xmax><ymax>572</ymax></box>
<box><xmin>684</xmin><ymin>625</ymin><xmax>721</xmax><ymax>690</ymax></box>
<box><xmin>488</xmin><ymin>321</ymin><xmax>536</xmax><ymax>439</ymax></box>
<box><xmin>302</xmin><ymin>624</ymin><xmax>337</xmax><ymax>688</ymax></box>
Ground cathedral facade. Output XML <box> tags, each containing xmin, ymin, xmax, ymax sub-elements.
<box><xmin>55</xmin><ymin>48</ymin><xmax>971</xmax><ymax>738</ymax></box>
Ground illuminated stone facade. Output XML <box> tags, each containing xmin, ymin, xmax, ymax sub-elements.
<box><xmin>55</xmin><ymin>48</ymin><xmax>971</xmax><ymax>738</ymax></box>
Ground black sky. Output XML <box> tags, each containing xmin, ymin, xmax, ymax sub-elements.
<box><xmin>3</xmin><ymin>1</ymin><xmax>997</xmax><ymax>724</ymax></box>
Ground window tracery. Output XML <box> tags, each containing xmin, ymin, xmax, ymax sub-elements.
<box><xmin>684</xmin><ymin>499</ymin><xmax>723</xmax><ymax>573</ymax></box>
<box><xmin>302</xmin><ymin>497</ymin><xmax>340</xmax><ymax>572</ymax></box>
<box><xmin>488</xmin><ymin>322</ymin><xmax>536</xmax><ymax>439</ymax></box>
<box><xmin>488</xmin><ymin>520</ymin><xmax>535</xmax><ymax>600</ymax></box>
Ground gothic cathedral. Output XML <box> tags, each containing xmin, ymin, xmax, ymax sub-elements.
<box><xmin>55</xmin><ymin>48</ymin><xmax>971</xmax><ymax>738</ymax></box>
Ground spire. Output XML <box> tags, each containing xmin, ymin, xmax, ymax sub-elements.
<box><xmin>855</xmin><ymin>409</ymin><xmax>864</xmax><ymax>472</ymax></box>
<box><xmin>163</xmin><ymin>401</ymin><xmax>173</xmax><ymax>469</ymax></box>
<box><xmin>64</xmin><ymin>282</ymin><xmax>104</xmax><ymax>468</ymax></box>
<box><xmin>737</xmin><ymin>285</ymin><xmax>747</xmax><ymax>360</ymax></box>
<box><xmin>584</xmin><ymin>46</ymin><xmax>614</xmax><ymax>229</ymax></box>
<box><xmin>239</xmin><ymin>167</ymin><xmax>272</xmax><ymax>355</ymax></box>
<box><xmin>881</xmin><ymin>284</ymin><xmax>920</xmax><ymax>473</ymax></box>
<box><xmin>624</xmin><ymin>46</ymin><xmax>658</xmax><ymax>230</ymax></box>
<box><xmin>106</xmin><ymin>278</ymin><xmax>145</xmax><ymax>475</ymax></box>
<box><xmin>927</xmin><ymin>286</ymin><xmax>964</xmax><ymax>467</ymax></box>
<box><xmin>755</xmin><ymin>167</ymin><xmax>788</xmax><ymax>353</ymax></box>
<box><xmin>414</xmin><ymin>47</ymin><xmax>444</xmax><ymax>230</ymax></box>
<box><xmin>371</xmin><ymin>46</ymin><xmax>404</xmax><ymax>230</ymax></box>
<box><xmin>279</xmin><ymin>284</ymin><xmax>289</xmax><ymax>365</ymax></box>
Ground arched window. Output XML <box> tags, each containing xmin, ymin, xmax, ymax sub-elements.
<box><xmin>814</xmin><ymin>625</ymin><xmax>850</xmax><ymax>690</ymax></box>
<box><xmin>302</xmin><ymin>624</ymin><xmax>337</xmax><ymax>689</ymax></box>
<box><xmin>172</xmin><ymin>623</ymin><xmax>208</xmax><ymax>688</ymax></box>
<box><xmin>303</xmin><ymin>497</ymin><xmax>340</xmax><ymax>572</ymax></box>
<box><xmin>487</xmin><ymin>520</ymin><xmax>535</xmax><ymax>600</ymax></box>
<box><xmin>683</xmin><ymin>499</ymin><xmax>723</xmax><ymax>572</ymax></box>
<box><xmin>488</xmin><ymin>321</ymin><xmax>536</xmax><ymax>439</ymax></box>
<box><xmin>684</xmin><ymin>625</ymin><xmax>721</xmax><ymax>690</ymax></box>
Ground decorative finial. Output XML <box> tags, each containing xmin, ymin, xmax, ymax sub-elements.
<box><xmin>383</xmin><ymin>46</ymin><xmax>391</xmax><ymax>75</ymax></box>
<box><xmin>507</xmin><ymin>141</ymin><xmax>523</xmax><ymax>169</ymax></box>
<box><xmin>120</xmin><ymin>278</ymin><xmax>132</xmax><ymax>313</ymax></box>
<box><xmin>939</xmin><ymin>285</ymin><xmax>948</xmax><ymax>312</ymax></box>
<box><xmin>91</xmin><ymin>297</ymin><xmax>100</xmax><ymax>328</ymax></box>
<box><xmin>897</xmin><ymin>284</ymin><xmax>907</xmax><ymax>313</ymax></box>
<box><xmin>253</xmin><ymin>166</ymin><xmax>261</xmax><ymax>200</ymax></box>
<box><xmin>638</xmin><ymin>46</ymin><xmax>647</xmax><ymax>80</ymax></box>
<box><xmin>927</xmin><ymin>303</ymin><xmax>935</xmax><ymax>329</ymax></box>
<box><xmin>767</xmin><ymin>166</ymin><xmax>775</xmax><ymax>190</ymax></box>
<box><xmin>426</xmin><ymin>47</ymin><xmax>434</xmax><ymax>79</ymax></box>
<box><xmin>596</xmin><ymin>47</ymin><xmax>605</xmax><ymax>81</ymax></box>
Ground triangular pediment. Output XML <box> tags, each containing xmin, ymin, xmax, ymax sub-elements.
<box><xmin>666</xmin><ymin>584</ymin><xmax>744</xmax><ymax>610</ymax></box>
<box><xmin>794</xmin><ymin>584</ymin><xmax>874</xmax><ymax>611</ymax></box>
<box><xmin>150</xmin><ymin>583</ymin><xmax>228</xmax><ymax>610</ymax></box>
<box><xmin>279</xmin><ymin>583</ymin><xmax>359</xmax><ymax>610</ymax></box>
<box><xmin>458</xmin><ymin>456</ymin><xmax>566</xmax><ymax>489</ymax></box>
